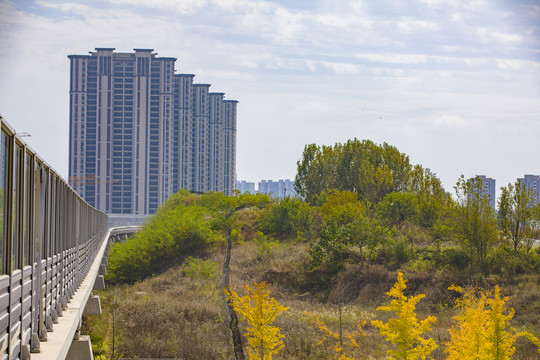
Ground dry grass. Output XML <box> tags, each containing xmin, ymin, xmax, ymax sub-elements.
<box><xmin>84</xmin><ymin>238</ymin><xmax>540</xmax><ymax>360</ymax></box>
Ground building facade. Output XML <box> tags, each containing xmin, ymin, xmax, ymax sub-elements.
<box><xmin>518</xmin><ymin>174</ymin><xmax>540</xmax><ymax>205</ymax></box>
<box><xmin>236</xmin><ymin>180</ymin><xmax>256</xmax><ymax>194</ymax></box>
<box><xmin>69</xmin><ymin>48</ymin><xmax>237</xmax><ymax>214</ymax></box>
<box><xmin>477</xmin><ymin>175</ymin><xmax>496</xmax><ymax>210</ymax></box>
<box><xmin>257</xmin><ymin>179</ymin><xmax>296</xmax><ymax>198</ymax></box>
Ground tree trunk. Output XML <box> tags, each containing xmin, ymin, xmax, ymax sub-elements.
<box><xmin>222</xmin><ymin>229</ymin><xmax>245</xmax><ymax>360</ymax></box>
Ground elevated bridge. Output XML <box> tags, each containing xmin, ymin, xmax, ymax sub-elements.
<box><xmin>0</xmin><ymin>115</ymin><xmax>137</xmax><ymax>359</ymax></box>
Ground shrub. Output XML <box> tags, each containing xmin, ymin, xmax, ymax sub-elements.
<box><xmin>183</xmin><ymin>257</ymin><xmax>218</xmax><ymax>280</ymax></box>
<box><xmin>391</xmin><ymin>237</ymin><xmax>413</xmax><ymax>266</ymax></box>
<box><xmin>106</xmin><ymin>194</ymin><xmax>218</xmax><ymax>284</ymax></box>
<box><xmin>440</xmin><ymin>248</ymin><xmax>470</xmax><ymax>270</ymax></box>
<box><xmin>308</xmin><ymin>222</ymin><xmax>349</xmax><ymax>274</ymax></box>
<box><xmin>253</xmin><ymin>231</ymin><xmax>279</xmax><ymax>258</ymax></box>
<box><xmin>488</xmin><ymin>247</ymin><xmax>540</xmax><ymax>277</ymax></box>
<box><xmin>258</xmin><ymin>197</ymin><xmax>303</xmax><ymax>238</ymax></box>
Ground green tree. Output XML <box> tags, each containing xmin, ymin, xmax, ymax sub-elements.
<box><xmin>407</xmin><ymin>165</ymin><xmax>448</xmax><ymax>228</ymax></box>
<box><xmin>407</xmin><ymin>165</ymin><xmax>446</xmax><ymax>199</ymax></box>
<box><xmin>310</xmin><ymin>197</ymin><xmax>364</xmax><ymax>272</ymax></box>
<box><xmin>377</xmin><ymin>192</ymin><xmax>418</xmax><ymax>229</ymax></box>
<box><xmin>258</xmin><ymin>197</ymin><xmax>302</xmax><ymax>238</ymax></box>
<box><xmin>498</xmin><ymin>181</ymin><xmax>536</xmax><ymax>253</ymax></box>
<box><xmin>290</xmin><ymin>201</ymin><xmax>322</xmax><ymax>242</ymax></box>
<box><xmin>294</xmin><ymin>144</ymin><xmax>339</xmax><ymax>204</ymax></box>
<box><xmin>527</xmin><ymin>204</ymin><xmax>540</xmax><ymax>253</ymax></box>
<box><xmin>317</xmin><ymin>190</ymin><xmax>360</xmax><ymax>213</ymax></box>
<box><xmin>453</xmin><ymin>175</ymin><xmax>497</xmax><ymax>274</ymax></box>
<box><xmin>357</xmin><ymin>160</ymin><xmax>395</xmax><ymax>204</ymax></box>
<box><xmin>294</xmin><ymin>139</ymin><xmax>411</xmax><ymax>204</ymax></box>
<box><xmin>310</xmin><ymin>201</ymin><xmax>389</xmax><ymax>271</ymax></box>
<box><xmin>309</xmin><ymin>221</ymin><xmax>349</xmax><ymax>274</ymax></box>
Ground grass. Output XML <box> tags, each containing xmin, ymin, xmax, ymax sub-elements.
<box><xmin>84</xmin><ymin>237</ymin><xmax>540</xmax><ymax>360</ymax></box>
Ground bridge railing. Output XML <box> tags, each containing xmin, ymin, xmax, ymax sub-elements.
<box><xmin>0</xmin><ymin>115</ymin><xmax>108</xmax><ymax>359</ymax></box>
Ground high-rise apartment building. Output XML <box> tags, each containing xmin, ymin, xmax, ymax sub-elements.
<box><xmin>236</xmin><ymin>180</ymin><xmax>256</xmax><ymax>194</ymax></box>
<box><xmin>68</xmin><ymin>48</ymin><xmax>237</xmax><ymax>214</ymax></box>
<box><xmin>518</xmin><ymin>174</ymin><xmax>540</xmax><ymax>205</ymax></box>
<box><xmin>477</xmin><ymin>175</ymin><xmax>496</xmax><ymax>210</ymax></box>
<box><xmin>258</xmin><ymin>179</ymin><xmax>296</xmax><ymax>198</ymax></box>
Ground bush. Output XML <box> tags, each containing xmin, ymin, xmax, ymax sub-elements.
<box><xmin>258</xmin><ymin>197</ymin><xmax>302</xmax><ymax>238</ymax></box>
<box><xmin>183</xmin><ymin>257</ymin><xmax>218</xmax><ymax>280</ymax></box>
<box><xmin>440</xmin><ymin>248</ymin><xmax>470</xmax><ymax>270</ymax></box>
<box><xmin>391</xmin><ymin>238</ymin><xmax>413</xmax><ymax>266</ymax></box>
<box><xmin>106</xmin><ymin>192</ymin><xmax>218</xmax><ymax>284</ymax></box>
<box><xmin>488</xmin><ymin>247</ymin><xmax>540</xmax><ymax>277</ymax></box>
<box><xmin>253</xmin><ymin>231</ymin><xmax>279</xmax><ymax>258</ymax></box>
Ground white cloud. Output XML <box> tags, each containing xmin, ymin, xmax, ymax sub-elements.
<box><xmin>496</xmin><ymin>59</ymin><xmax>521</xmax><ymax>71</ymax></box>
<box><xmin>476</xmin><ymin>27</ymin><xmax>522</xmax><ymax>43</ymax></box>
<box><xmin>396</xmin><ymin>17</ymin><xmax>439</xmax><ymax>33</ymax></box>
<box><xmin>321</xmin><ymin>61</ymin><xmax>360</xmax><ymax>74</ymax></box>
<box><xmin>103</xmin><ymin>0</ymin><xmax>208</xmax><ymax>14</ymax></box>
<box><xmin>35</xmin><ymin>1</ymin><xmax>93</xmax><ymax>15</ymax></box>
<box><xmin>264</xmin><ymin>58</ymin><xmax>360</xmax><ymax>74</ymax></box>
<box><xmin>0</xmin><ymin>0</ymin><xmax>539</xmax><ymax>189</ymax></box>
<box><xmin>314</xmin><ymin>13</ymin><xmax>372</xmax><ymax>30</ymax></box>
<box><xmin>355</xmin><ymin>53</ymin><xmax>428</xmax><ymax>65</ymax></box>
<box><xmin>434</xmin><ymin>115</ymin><xmax>469</xmax><ymax>128</ymax></box>
<box><xmin>195</xmin><ymin>70</ymin><xmax>256</xmax><ymax>81</ymax></box>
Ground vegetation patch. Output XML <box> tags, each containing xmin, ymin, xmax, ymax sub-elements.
<box><xmin>86</xmin><ymin>139</ymin><xmax>540</xmax><ymax>359</ymax></box>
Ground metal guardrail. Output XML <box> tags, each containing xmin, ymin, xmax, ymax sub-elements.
<box><xmin>0</xmin><ymin>115</ymin><xmax>109</xmax><ymax>359</ymax></box>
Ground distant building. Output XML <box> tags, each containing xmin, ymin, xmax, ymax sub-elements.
<box><xmin>475</xmin><ymin>175</ymin><xmax>496</xmax><ymax>210</ymax></box>
<box><xmin>236</xmin><ymin>180</ymin><xmax>256</xmax><ymax>194</ymax></box>
<box><xmin>518</xmin><ymin>174</ymin><xmax>540</xmax><ymax>205</ymax></box>
<box><xmin>68</xmin><ymin>48</ymin><xmax>237</xmax><ymax>215</ymax></box>
<box><xmin>258</xmin><ymin>179</ymin><xmax>296</xmax><ymax>198</ymax></box>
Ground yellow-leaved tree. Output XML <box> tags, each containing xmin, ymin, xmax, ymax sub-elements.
<box><xmin>226</xmin><ymin>282</ymin><xmax>288</xmax><ymax>360</ymax></box>
<box><xmin>446</xmin><ymin>285</ymin><xmax>540</xmax><ymax>360</ymax></box>
<box><xmin>304</xmin><ymin>308</ymin><xmax>366</xmax><ymax>360</ymax></box>
<box><xmin>371</xmin><ymin>272</ymin><xmax>438</xmax><ymax>360</ymax></box>
<box><xmin>445</xmin><ymin>285</ymin><xmax>490</xmax><ymax>359</ymax></box>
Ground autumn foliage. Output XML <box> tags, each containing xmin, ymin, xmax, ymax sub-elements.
<box><xmin>305</xmin><ymin>310</ymin><xmax>366</xmax><ymax>360</ymax></box>
<box><xmin>445</xmin><ymin>285</ymin><xmax>540</xmax><ymax>360</ymax></box>
<box><xmin>371</xmin><ymin>272</ymin><xmax>438</xmax><ymax>360</ymax></box>
<box><xmin>226</xmin><ymin>282</ymin><xmax>288</xmax><ymax>360</ymax></box>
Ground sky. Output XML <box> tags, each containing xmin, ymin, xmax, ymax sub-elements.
<box><xmin>0</xmin><ymin>0</ymin><xmax>539</xmax><ymax>198</ymax></box>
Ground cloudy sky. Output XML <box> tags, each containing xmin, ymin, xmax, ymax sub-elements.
<box><xmin>0</xmin><ymin>0</ymin><xmax>539</xmax><ymax>197</ymax></box>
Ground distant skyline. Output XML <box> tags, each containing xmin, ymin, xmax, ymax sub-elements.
<box><xmin>0</xmin><ymin>0</ymin><xmax>539</xmax><ymax>200</ymax></box>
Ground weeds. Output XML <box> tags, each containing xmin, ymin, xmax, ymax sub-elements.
<box><xmin>86</xmin><ymin>238</ymin><xmax>540</xmax><ymax>360</ymax></box>
<box><xmin>183</xmin><ymin>256</ymin><xmax>219</xmax><ymax>280</ymax></box>
<box><xmin>253</xmin><ymin>231</ymin><xmax>279</xmax><ymax>258</ymax></box>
